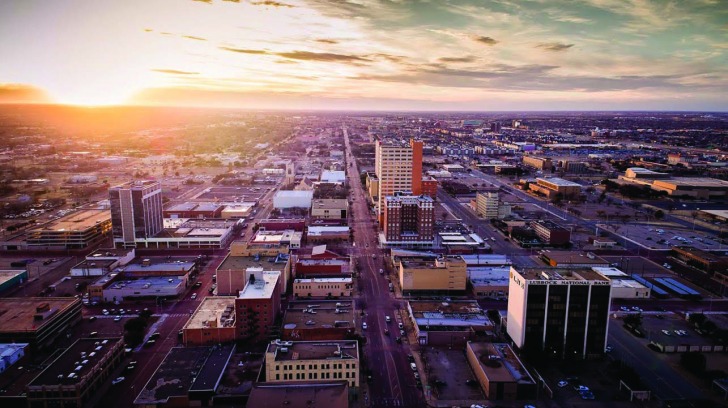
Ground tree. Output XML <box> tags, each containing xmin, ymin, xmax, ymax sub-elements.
<box><xmin>688</xmin><ymin>313</ymin><xmax>707</xmax><ymax>327</ymax></box>
<box><xmin>654</xmin><ymin>210</ymin><xmax>665</xmax><ymax>220</ymax></box>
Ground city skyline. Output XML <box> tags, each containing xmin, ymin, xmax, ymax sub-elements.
<box><xmin>1</xmin><ymin>0</ymin><xmax>727</xmax><ymax>111</ymax></box>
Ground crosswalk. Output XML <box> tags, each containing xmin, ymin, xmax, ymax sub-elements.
<box><xmin>367</xmin><ymin>398</ymin><xmax>404</xmax><ymax>407</ymax></box>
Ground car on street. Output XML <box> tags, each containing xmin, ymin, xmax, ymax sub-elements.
<box><xmin>385</xmin><ymin>316</ymin><xmax>391</xmax><ymax>323</ymax></box>
<box><xmin>557</xmin><ymin>380</ymin><xmax>569</xmax><ymax>388</ymax></box>
<box><xmin>410</xmin><ymin>363</ymin><xmax>417</xmax><ymax>371</ymax></box>
<box><xmin>111</xmin><ymin>377</ymin><xmax>125</xmax><ymax>385</ymax></box>
<box><xmin>362</xmin><ymin>322</ymin><xmax>367</xmax><ymax>330</ymax></box>
<box><xmin>113</xmin><ymin>316</ymin><xmax>122</xmax><ymax>322</ymax></box>
<box><xmin>574</xmin><ymin>385</ymin><xmax>590</xmax><ymax>392</ymax></box>
<box><xmin>580</xmin><ymin>390</ymin><xmax>596</xmax><ymax>400</ymax></box>
<box><xmin>191</xmin><ymin>293</ymin><xmax>197</xmax><ymax>300</ymax></box>
<box><xmin>384</xmin><ymin>328</ymin><xmax>389</xmax><ymax>335</ymax></box>
<box><xmin>605</xmin><ymin>345</ymin><xmax>613</xmax><ymax>353</ymax></box>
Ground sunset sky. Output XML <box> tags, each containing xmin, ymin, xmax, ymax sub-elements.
<box><xmin>1</xmin><ymin>0</ymin><xmax>727</xmax><ymax>110</ymax></box>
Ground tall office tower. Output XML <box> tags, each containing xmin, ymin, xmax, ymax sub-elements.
<box><xmin>374</xmin><ymin>138</ymin><xmax>423</xmax><ymax>225</ymax></box>
<box><xmin>506</xmin><ymin>267</ymin><xmax>612</xmax><ymax>359</ymax></box>
<box><xmin>382</xmin><ymin>194</ymin><xmax>435</xmax><ymax>247</ymax></box>
<box><xmin>109</xmin><ymin>180</ymin><xmax>164</xmax><ymax>248</ymax></box>
<box><xmin>410</xmin><ymin>139</ymin><xmax>423</xmax><ymax>195</ymax></box>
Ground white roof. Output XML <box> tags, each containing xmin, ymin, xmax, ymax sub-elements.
<box><xmin>320</xmin><ymin>170</ymin><xmax>346</xmax><ymax>183</ymax></box>
<box><xmin>274</xmin><ymin>190</ymin><xmax>314</xmax><ymax>199</ymax></box>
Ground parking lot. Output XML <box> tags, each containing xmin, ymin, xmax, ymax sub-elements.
<box><xmin>604</xmin><ymin>223</ymin><xmax>725</xmax><ymax>252</ymax></box>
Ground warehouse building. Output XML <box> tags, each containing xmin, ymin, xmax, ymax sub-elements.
<box><xmin>466</xmin><ymin>342</ymin><xmax>536</xmax><ymax>400</ymax></box>
<box><xmin>265</xmin><ymin>339</ymin><xmax>359</xmax><ymax>387</ymax></box>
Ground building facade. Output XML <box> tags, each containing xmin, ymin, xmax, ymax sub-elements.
<box><xmin>531</xmin><ymin>220</ymin><xmax>571</xmax><ymax>246</ymax></box>
<box><xmin>265</xmin><ymin>340</ymin><xmax>359</xmax><ymax>387</ymax></box>
<box><xmin>506</xmin><ymin>267</ymin><xmax>612</xmax><ymax>359</ymax></box>
<box><xmin>293</xmin><ymin>277</ymin><xmax>352</xmax><ymax>298</ymax></box>
<box><xmin>374</xmin><ymin>139</ymin><xmax>423</xmax><ymax>224</ymax></box>
<box><xmin>235</xmin><ymin>271</ymin><xmax>281</xmax><ymax>342</ymax></box>
<box><xmin>382</xmin><ymin>194</ymin><xmax>435</xmax><ymax>247</ymax></box>
<box><xmin>109</xmin><ymin>181</ymin><xmax>164</xmax><ymax>248</ymax></box>
<box><xmin>398</xmin><ymin>256</ymin><xmax>467</xmax><ymax>293</ymax></box>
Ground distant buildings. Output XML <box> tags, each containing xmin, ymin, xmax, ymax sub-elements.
<box><xmin>620</xmin><ymin>168</ymin><xmax>728</xmax><ymax>199</ymax></box>
<box><xmin>475</xmin><ymin>192</ymin><xmax>511</xmax><ymax>220</ymax></box>
<box><xmin>381</xmin><ymin>194</ymin><xmax>435</xmax><ymax>248</ymax></box>
<box><xmin>522</xmin><ymin>156</ymin><xmax>552</xmax><ymax>171</ymax></box>
<box><xmin>528</xmin><ymin>177</ymin><xmax>582</xmax><ymax>199</ymax></box>
<box><xmin>109</xmin><ymin>180</ymin><xmax>164</xmax><ymax>248</ymax></box>
<box><xmin>265</xmin><ymin>339</ymin><xmax>359</xmax><ymax>387</ymax></box>
<box><xmin>530</xmin><ymin>220</ymin><xmax>571</xmax><ymax>246</ymax></box>
<box><xmin>507</xmin><ymin>267</ymin><xmax>612</xmax><ymax>359</ymax></box>
<box><xmin>398</xmin><ymin>256</ymin><xmax>467</xmax><ymax>294</ymax></box>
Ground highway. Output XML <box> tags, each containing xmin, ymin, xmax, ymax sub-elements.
<box><xmin>344</xmin><ymin>126</ymin><xmax>424</xmax><ymax>407</ymax></box>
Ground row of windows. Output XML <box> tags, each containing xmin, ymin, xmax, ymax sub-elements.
<box><xmin>295</xmin><ymin>285</ymin><xmax>346</xmax><ymax>290</ymax></box>
<box><xmin>276</xmin><ymin>362</ymin><xmax>356</xmax><ymax>370</ymax></box>
<box><xmin>275</xmin><ymin>371</ymin><xmax>356</xmax><ymax>381</ymax></box>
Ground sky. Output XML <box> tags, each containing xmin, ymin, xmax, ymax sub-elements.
<box><xmin>0</xmin><ymin>0</ymin><xmax>727</xmax><ymax>111</ymax></box>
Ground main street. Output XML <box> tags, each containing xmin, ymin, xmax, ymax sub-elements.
<box><xmin>343</xmin><ymin>126</ymin><xmax>423</xmax><ymax>408</ymax></box>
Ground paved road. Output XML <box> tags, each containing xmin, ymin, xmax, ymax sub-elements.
<box><xmin>344</xmin><ymin>126</ymin><xmax>423</xmax><ymax>408</ymax></box>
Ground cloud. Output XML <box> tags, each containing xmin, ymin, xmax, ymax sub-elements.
<box><xmin>471</xmin><ymin>35</ymin><xmax>498</xmax><ymax>46</ymax></box>
<box><xmin>182</xmin><ymin>35</ymin><xmax>207</xmax><ymax>41</ymax></box>
<box><xmin>143</xmin><ymin>28</ymin><xmax>153</xmax><ymax>33</ymax></box>
<box><xmin>437</xmin><ymin>56</ymin><xmax>476</xmax><ymax>63</ymax></box>
<box><xmin>536</xmin><ymin>42</ymin><xmax>574</xmax><ymax>52</ymax></box>
<box><xmin>192</xmin><ymin>0</ymin><xmax>212</xmax><ymax>3</ymax></box>
<box><xmin>152</xmin><ymin>69</ymin><xmax>200</xmax><ymax>75</ymax></box>
<box><xmin>276</xmin><ymin>51</ymin><xmax>370</xmax><ymax>63</ymax></box>
<box><xmin>219</xmin><ymin>47</ymin><xmax>269</xmax><ymax>54</ymax></box>
<box><xmin>251</xmin><ymin>0</ymin><xmax>295</xmax><ymax>7</ymax></box>
<box><xmin>0</xmin><ymin>83</ymin><xmax>51</xmax><ymax>104</ymax></box>
<box><xmin>315</xmin><ymin>39</ymin><xmax>339</xmax><ymax>44</ymax></box>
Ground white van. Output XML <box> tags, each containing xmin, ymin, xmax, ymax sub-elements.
<box><xmin>410</xmin><ymin>363</ymin><xmax>417</xmax><ymax>371</ymax></box>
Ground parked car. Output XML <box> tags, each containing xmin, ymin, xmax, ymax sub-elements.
<box><xmin>111</xmin><ymin>377</ymin><xmax>125</xmax><ymax>385</ymax></box>
<box><xmin>557</xmin><ymin>380</ymin><xmax>569</xmax><ymax>388</ymax></box>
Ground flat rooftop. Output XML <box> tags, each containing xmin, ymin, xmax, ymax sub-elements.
<box><xmin>0</xmin><ymin>270</ymin><xmax>26</xmax><ymax>285</ymax></box>
<box><xmin>0</xmin><ymin>297</ymin><xmax>80</xmax><ymax>333</ymax></box>
<box><xmin>163</xmin><ymin>218</ymin><xmax>236</xmax><ymax>230</ymax></box>
<box><xmin>32</xmin><ymin>209</ymin><xmax>110</xmax><ymax>232</ymax></box>
<box><xmin>401</xmin><ymin>256</ymin><xmax>465</xmax><ymax>269</ymax></box>
<box><xmin>238</xmin><ymin>271</ymin><xmax>279</xmax><ymax>299</ymax></box>
<box><xmin>248</xmin><ymin>382</ymin><xmax>349</xmax><ymax>408</ymax></box>
<box><xmin>135</xmin><ymin>347</ymin><xmax>215</xmax><ymax>405</ymax></box>
<box><xmin>185</xmin><ymin>297</ymin><xmax>236</xmax><ymax>330</ymax></box>
<box><xmin>283</xmin><ymin>303</ymin><xmax>354</xmax><ymax>330</ymax></box>
<box><xmin>87</xmin><ymin>248</ymin><xmax>133</xmax><ymax>258</ymax></box>
<box><xmin>591</xmin><ymin>267</ymin><xmax>628</xmax><ymax>277</ymax></box>
<box><xmin>116</xmin><ymin>259</ymin><xmax>196</xmax><ymax>274</ymax></box>
<box><xmin>267</xmin><ymin>340</ymin><xmax>358</xmax><ymax>362</ymax></box>
<box><xmin>189</xmin><ymin>344</ymin><xmax>235</xmax><ymax>392</ymax></box>
<box><xmin>515</xmin><ymin>267</ymin><xmax>610</xmax><ymax>282</ymax></box>
<box><xmin>252</xmin><ymin>230</ymin><xmax>302</xmax><ymax>244</ymax></box>
<box><xmin>29</xmin><ymin>338</ymin><xmax>122</xmax><ymax>387</ymax></box>
<box><xmin>106</xmin><ymin>276</ymin><xmax>185</xmax><ymax>291</ymax></box>
<box><xmin>218</xmin><ymin>254</ymin><xmax>289</xmax><ymax>272</ymax></box>
<box><xmin>468</xmin><ymin>267</ymin><xmax>511</xmax><ymax>286</ymax></box>
<box><xmin>409</xmin><ymin>300</ymin><xmax>492</xmax><ymax>330</ymax></box>
<box><xmin>540</xmin><ymin>251</ymin><xmax>609</xmax><ymax>264</ymax></box>
<box><xmin>468</xmin><ymin>342</ymin><xmax>535</xmax><ymax>384</ymax></box>
<box><xmin>657</xmin><ymin>177</ymin><xmax>728</xmax><ymax>187</ymax></box>
<box><xmin>536</xmin><ymin>177</ymin><xmax>582</xmax><ymax>187</ymax></box>
<box><xmin>72</xmin><ymin>259</ymin><xmax>117</xmax><ymax>270</ymax></box>
<box><xmin>531</xmin><ymin>220</ymin><xmax>569</xmax><ymax>231</ymax></box>
<box><xmin>460</xmin><ymin>254</ymin><xmax>511</xmax><ymax>266</ymax></box>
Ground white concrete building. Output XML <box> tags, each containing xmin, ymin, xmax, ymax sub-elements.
<box><xmin>273</xmin><ymin>191</ymin><xmax>314</xmax><ymax>209</ymax></box>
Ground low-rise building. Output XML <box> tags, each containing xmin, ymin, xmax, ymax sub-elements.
<box><xmin>70</xmin><ymin>248</ymin><xmax>135</xmax><ymax>277</ymax></box>
<box><xmin>265</xmin><ymin>339</ymin><xmax>359</xmax><ymax>387</ymax></box>
<box><xmin>468</xmin><ymin>267</ymin><xmax>511</xmax><ymax>298</ymax></box>
<box><xmin>531</xmin><ymin>220</ymin><xmax>571</xmax><ymax>246</ymax></box>
<box><xmin>407</xmin><ymin>300</ymin><xmax>493</xmax><ymax>346</ymax></box>
<box><xmin>539</xmin><ymin>251</ymin><xmax>608</xmax><ymax>268</ymax></box>
<box><xmin>320</xmin><ymin>170</ymin><xmax>346</xmax><ymax>184</ymax></box>
<box><xmin>183</xmin><ymin>297</ymin><xmax>237</xmax><ymax>346</ymax></box>
<box><xmin>26</xmin><ymin>338</ymin><xmax>124</xmax><ymax>408</ymax></box>
<box><xmin>591</xmin><ymin>267</ymin><xmax>651</xmax><ymax>299</ymax></box>
<box><xmin>0</xmin><ymin>298</ymin><xmax>82</xmax><ymax>349</ymax></box>
<box><xmin>163</xmin><ymin>202</ymin><xmax>223</xmax><ymax>219</ymax></box>
<box><xmin>293</xmin><ymin>277</ymin><xmax>352</xmax><ymax>298</ymax></box>
<box><xmin>0</xmin><ymin>343</ymin><xmax>28</xmax><ymax>373</ymax></box>
<box><xmin>134</xmin><ymin>345</ymin><xmax>234</xmax><ymax>407</ymax></box>
<box><xmin>475</xmin><ymin>191</ymin><xmax>511</xmax><ymax>220</ymax></box>
<box><xmin>216</xmin><ymin>251</ymin><xmax>290</xmax><ymax>296</ymax></box>
<box><xmin>522</xmin><ymin>156</ymin><xmax>552</xmax><ymax>171</ymax></box>
<box><xmin>250</xmin><ymin>229</ymin><xmax>303</xmax><ymax>250</ymax></box>
<box><xmin>398</xmin><ymin>256</ymin><xmax>467</xmax><ymax>294</ymax></box>
<box><xmin>311</xmin><ymin>199</ymin><xmax>349</xmax><ymax>219</ymax></box>
<box><xmin>437</xmin><ymin>232</ymin><xmax>491</xmax><ymax>254</ymax></box>
<box><xmin>0</xmin><ymin>269</ymin><xmax>28</xmax><ymax>294</ymax></box>
<box><xmin>282</xmin><ymin>302</ymin><xmax>355</xmax><ymax>341</ymax></box>
<box><xmin>247</xmin><ymin>382</ymin><xmax>349</xmax><ymax>408</ymax></box>
<box><xmin>651</xmin><ymin>178</ymin><xmax>728</xmax><ymax>199</ymax></box>
<box><xmin>420</xmin><ymin>176</ymin><xmax>438</xmax><ymax>199</ymax></box>
<box><xmin>528</xmin><ymin>177</ymin><xmax>581</xmax><ymax>199</ymax></box>
<box><xmin>307</xmin><ymin>226</ymin><xmax>350</xmax><ymax>243</ymax></box>
<box><xmin>274</xmin><ymin>190</ymin><xmax>314</xmax><ymax>209</ymax></box>
<box><xmin>465</xmin><ymin>342</ymin><xmax>536</xmax><ymax>400</ymax></box>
